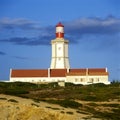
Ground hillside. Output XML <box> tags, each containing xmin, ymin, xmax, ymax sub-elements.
<box><xmin>0</xmin><ymin>82</ymin><xmax>120</xmax><ymax>120</ymax></box>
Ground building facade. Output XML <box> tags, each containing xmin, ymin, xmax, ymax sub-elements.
<box><xmin>10</xmin><ymin>22</ymin><xmax>110</xmax><ymax>85</ymax></box>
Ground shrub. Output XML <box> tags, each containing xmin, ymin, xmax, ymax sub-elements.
<box><xmin>8</xmin><ymin>99</ymin><xmax>18</xmax><ymax>103</ymax></box>
<box><xmin>82</xmin><ymin>95</ymin><xmax>98</xmax><ymax>101</ymax></box>
<box><xmin>48</xmin><ymin>82</ymin><xmax>59</xmax><ymax>88</ymax></box>
<box><xmin>4</xmin><ymin>89</ymin><xmax>29</xmax><ymax>95</ymax></box>
<box><xmin>51</xmin><ymin>107</ymin><xmax>60</xmax><ymax>110</ymax></box>
<box><xmin>45</xmin><ymin>99</ymin><xmax>82</xmax><ymax>109</ymax></box>
<box><xmin>33</xmin><ymin>99</ymin><xmax>40</xmax><ymax>103</ymax></box>
<box><xmin>88</xmin><ymin>83</ymin><xmax>106</xmax><ymax>87</ymax></box>
<box><xmin>66</xmin><ymin>111</ymin><xmax>74</xmax><ymax>115</ymax></box>
<box><xmin>102</xmin><ymin>104</ymin><xmax>120</xmax><ymax>108</ymax></box>
<box><xmin>87</xmin><ymin>102</ymin><xmax>98</xmax><ymax>107</ymax></box>
<box><xmin>31</xmin><ymin>103</ymin><xmax>39</xmax><ymax>107</ymax></box>
<box><xmin>46</xmin><ymin>106</ymin><xmax>52</xmax><ymax>108</ymax></box>
<box><xmin>65</xmin><ymin>82</ymin><xmax>83</xmax><ymax>87</ymax></box>
<box><xmin>61</xmin><ymin>111</ymin><xmax>65</xmax><ymax>114</ymax></box>
<box><xmin>0</xmin><ymin>97</ymin><xmax>7</xmax><ymax>100</ymax></box>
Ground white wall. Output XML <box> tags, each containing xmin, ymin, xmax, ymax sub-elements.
<box><xmin>66</xmin><ymin>75</ymin><xmax>110</xmax><ymax>85</ymax></box>
<box><xmin>10</xmin><ymin>75</ymin><xmax>110</xmax><ymax>85</ymax></box>
<box><xmin>50</xmin><ymin>38</ymin><xmax>70</xmax><ymax>69</ymax></box>
<box><xmin>10</xmin><ymin>77</ymin><xmax>66</xmax><ymax>83</ymax></box>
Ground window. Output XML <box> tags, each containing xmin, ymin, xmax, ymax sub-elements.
<box><xmin>89</xmin><ymin>78</ymin><xmax>94</xmax><ymax>83</ymax></box>
<box><xmin>80</xmin><ymin>78</ymin><xmax>84</xmax><ymax>82</ymax></box>
<box><xmin>58</xmin><ymin>47</ymin><xmax>61</xmax><ymax>50</ymax></box>
<box><xmin>97</xmin><ymin>78</ymin><xmax>99</xmax><ymax>82</ymax></box>
<box><xmin>58</xmin><ymin>57</ymin><xmax>61</xmax><ymax>60</ymax></box>
<box><xmin>75</xmin><ymin>78</ymin><xmax>78</xmax><ymax>82</ymax></box>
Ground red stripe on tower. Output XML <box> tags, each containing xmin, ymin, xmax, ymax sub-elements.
<box><xmin>56</xmin><ymin>22</ymin><xmax>64</xmax><ymax>38</ymax></box>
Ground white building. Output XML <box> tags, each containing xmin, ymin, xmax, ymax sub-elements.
<box><xmin>10</xmin><ymin>22</ymin><xmax>110</xmax><ymax>85</ymax></box>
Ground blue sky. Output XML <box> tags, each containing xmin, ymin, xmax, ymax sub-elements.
<box><xmin>0</xmin><ymin>0</ymin><xmax>120</xmax><ymax>81</ymax></box>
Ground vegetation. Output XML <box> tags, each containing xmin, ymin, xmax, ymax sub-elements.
<box><xmin>0</xmin><ymin>97</ymin><xmax>7</xmax><ymax>100</ymax></box>
<box><xmin>31</xmin><ymin>103</ymin><xmax>39</xmax><ymax>107</ymax></box>
<box><xmin>0</xmin><ymin>81</ymin><xmax>120</xmax><ymax>119</ymax></box>
<box><xmin>66</xmin><ymin>111</ymin><xmax>74</xmax><ymax>115</ymax></box>
<box><xmin>0</xmin><ymin>81</ymin><xmax>120</xmax><ymax>101</ymax></box>
<box><xmin>42</xmin><ymin>99</ymin><xmax>82</xmax><ymax>109</ymax></box>
<box><xmin>8</xmin><ymin>99</ymin><xmax>18</xmax><ymax>103</ymax></box>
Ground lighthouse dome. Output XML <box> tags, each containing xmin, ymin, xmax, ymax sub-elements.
<box><xmin>56</xmin><ymin>22</ymin><xmax>64</xmax><ymax>27</ymax></box>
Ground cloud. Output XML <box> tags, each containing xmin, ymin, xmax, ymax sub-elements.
<box><xmin>0</xmin><ymin>35</ymin><xmax>54</xmax><ymax>46</ymax></box>
<box><xmin>1</xmin><ymin>16</ymin><xmax>120</xmax><ymax>36</ymax></box>
<box><xmin>0</xmin><ymin>18</ymin><xmax>41</xmax><ymax>30</ymax></box>
<box><xmin>44</xmin><ymin>16</ymin><xmax>120</xmax><ymax>44</ymax></box>
<box><xmin>0</xmin><ymin>51</ymin><xmax>6</xmax><ymax>55</ymax></box>
<box><xmin>0</xmin><ymin>16</ymin><xmax>120</xmax><ymax>46</ymax></box>
<box><xmin>64</xmin><ymin>16</ymin><xmax>120</xmax><ymax>37</ymax></box>
<box><xmin>12</xmin><ymin>56</ymin><xmax>29</xmax><ymax>60</ymax></box>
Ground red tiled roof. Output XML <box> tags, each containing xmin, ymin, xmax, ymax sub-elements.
<box><xmin>66</xmin><ymin>69</ymin><xmax>86</xmax><ymax>75</ymax></box>
<box><xmin>67</xmin><ymin>68</ymin><xmax>108</xmax><ymax>76</ymax></box>
<box><xmin>88</xmin><ymin>68</ymin><xmax>108</xmax><ymax>76</ymax></box>
<box><xmin>11</xmin><ymin>69</ymin><xmax>48</xmax><ymax>77</ymax></box>
<box><xmin>11</xmin><ymin>68</ymin><xmax>108</xmax><ymax>78</ymax></box>
<box><xmin>11</xmin><ymin>69</ymin><xmax>67</xmax><ymax>77</ymax></box>
<box><xmin>88</xmin><ymin>68</ymin><xmax>106</xmax><ymax>73</ymax></box>
<box><xmin>50</xmin><ymin>69</ymin><xmax>67</xmax><ymax>77</ymax></box>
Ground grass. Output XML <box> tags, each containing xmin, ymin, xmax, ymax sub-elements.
<box><xmin>84</xmin><ymin>105</ymin><xmax>120</xmax><ymax>120</ymax></box>
<box><xmin>0</xmin><ymin>81</ymin><xmax>120</xmax><ymax>119</ymax></box>
<box><xmin>0</xmin><ymin>81</ymin><xmax>120</xmax><ymax>102</ymax></box>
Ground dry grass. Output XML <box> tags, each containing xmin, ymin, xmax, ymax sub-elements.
<box><xmin>0</xmin><ymin>95</ymin><xmax>72</xmax><ymax>120</ymax></box>
<box><xmin>0</xmin><ymin>82</ymin><xmax>120</xmax><ymax>119</ymax></box>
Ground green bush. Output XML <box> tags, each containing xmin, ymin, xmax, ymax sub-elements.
<box><xmin>0</xmin><ymin>97</ymin><xmax>7</xmax><ymax>100</ymax></box>
<box><xmin>66</xmin><ymin>111</ymin><xmax>74</xmax><ymax>115</ymax></box>
<box><xmin>102</xmin><ymin>104</ymin><xmax>120</xmax><ymax>108</ymax></box>
<box><xmin>87</xmin><ymin>102</ymin><xmax>98</xmax><ymax>107</ymax></box>
<box><xmin>31</xmin><ymin>103</ymin><xmax>39</xmax><ymax>107</ymax></box>
<box><xmin>8</xmin><ymin>99</ymin><xmax>18</xmax><ymax>103</ymax></box>
<box><xmin>65</xmin><ymin>82</ymin><xmax>83</xmax><ymax>87</ymax></box>
<box><xmin>45</xmin><ymin>99</ymin><xmax>82</xmax><ymax>109</ymax></box>
<box><xmin>61</xmin><ymin>111</ymin><xmax>65</xmax><ymax>114</ymax></box>
<box><xmin>82</xmin><ymin>95</ymin><xmax>98</xmax><ymax>101</ymax></box>
<box><xmin>33</xmin><ymin>99</ymin><xmax>40</xmax><ymax>103</ymax></box>
<box><xmin>48</xmin><ymin>82</ymin><xmax>59</xmax><ymax>88</ymax></box>
<box><xmin>65</xmin><ymin>82</ymin><xmax>76</xmax><ymax>87</ymax></box>
<box><xmin>4</xmin><ymin>89</ymin><xmax>29</xmax><ymax>95</ymax></box>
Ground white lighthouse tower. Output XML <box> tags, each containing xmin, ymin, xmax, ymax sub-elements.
<box><xmin>50</xmin><ymin>22</ymin><xmax>70</xmax><ymax>69</ymax></box>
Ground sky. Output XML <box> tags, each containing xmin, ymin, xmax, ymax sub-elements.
<box><xmin>0</xmin><ymin>0</ymin><xmax>120</xmax><ymax>81</ymax></box>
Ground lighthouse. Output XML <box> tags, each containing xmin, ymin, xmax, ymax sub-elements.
<box><xmin>10</xmin><ymin>22</ymin><xmax>110</xmax><ymax>85</ymax></box>
<box><xmin>50</xmin><ymin>22</ymin><xmax>70</xmax><ymax>69</ymax></box>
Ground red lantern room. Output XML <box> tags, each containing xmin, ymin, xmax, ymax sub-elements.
<box><xmin>56</xmin><ymin>22</ymin><xmax>64</xmax><ymax>38</ymax></box>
